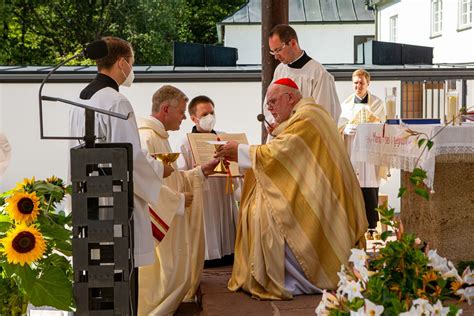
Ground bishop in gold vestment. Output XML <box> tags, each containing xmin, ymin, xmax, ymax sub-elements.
<box><xmin>216</xmin><ymin>78</ymin><xmax>367</xmax><ymax>300</ymax></box>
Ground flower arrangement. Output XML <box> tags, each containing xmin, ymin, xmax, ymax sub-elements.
<box><xmin>0</xmin><ymin>176</ymin><xmax>74</xmax><ymax>314</ymax></box>
<box><xmin>316</xmin><ymin>109</ymin><xmax>474</xmax><ymax>315</ymax></box>
<box><xmin>315</xmin><ymin>207</ymin><xmax>473</xmax><ymax>315</ymax></box>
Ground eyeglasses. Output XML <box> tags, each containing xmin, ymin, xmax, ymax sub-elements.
<box><xmin>269</xmin><ymin>43</ymin><xmax>287</xmax><ymax>56</ymax></box>
<box><xmin>265</xmin><ymin>93</ymin><xmax>289</xmax><ymax>109</ymax></box>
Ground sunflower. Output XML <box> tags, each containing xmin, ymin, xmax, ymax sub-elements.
<box><xmin>1</xmin><ymin>224</ymin><xmax>46</xmax><ymax>266</ymax></box>
<box><xmin>46</xmin><ymin>175</ymin><xmax>65</xmax><ymax>188</ymax></box>
<box><xmin>5</xmin><ymin>191</ymin><xmax>41</xmax><ymax>224</ymax></box>
<box><xmin>14</xmin><ymin>177</ymin><xmax>35</xmax><ymax>192</ymax></box>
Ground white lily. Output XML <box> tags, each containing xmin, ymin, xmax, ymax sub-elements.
<box><xmin>456</xmin><ymin>286</ymin><xmax>474</xmax><ymax>305</ymax></box>
<box><xmin>342</xmin><ymin>280</ymin><xmax>364</xmax><ymax>301</ymax></box>
<box><xmin>350</xmin><ymin>307</ymin><xmax>365</xmax><ymax>316</ymax></box>
<box><xmin>349</xmin><ymin>248</ymin><xmax>368</xmax><ymax>268</ymax></box>
<box><xmin>354</xmin><ymin>265</ymin><xmax>369</xmax><ymax>283</ymax></box>
<box><xmin>337</xmin><ymin>265</ymin><xmax>351</xmax><ymax>287</ymax></box>
<box><xmin>461</xmin><ymin>266</ymin><xmax>474</xmax><ymax>285</ymax></box>
<box><xmin>425</xmin><ymin>300</ymin><xmax>450</xmax><ymax>316</ymax></box>
<box><xmin>441</xmin><ymin>267</ymin><xmax>462</xmax><ymax>280</ymax></box>
<box><xmin>314</xmin><ymin>303</ymin><xmax>330</xmax><ymax>316</ymax></box>
<box><xmin>427</xmin><ymin>250</ymin><xmax>450</xmax><ymax>274</ymax></box>
<box><xmin>399</xmin><ymin>305</ymin><xmax>423</xmax><ymax>316</ymax></box>
<box><xmin>321</xmin><ymin>290</ymin><xmax>339</xmax><ymax>309</ymax></box>
<box><xmin>364</xmin><ymin>299</ymin><xmax>384</xmax><ymax>316</ymax></box>
<box><xmin>412</xmin><ymin>298</ymin><xmax>430</xmax><ymax>313</ymax></box>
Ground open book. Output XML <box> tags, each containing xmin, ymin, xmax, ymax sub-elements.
<box><xmin>186</xmin><ymin>133</ymin><xmax>248</xmax><ymax>177</ymax></box>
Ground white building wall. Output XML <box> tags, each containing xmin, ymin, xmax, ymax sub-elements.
<box><xmin>0</xmin><ymin>80</ymin><xmax>410</xmax><ymax>212</ymax></box>
<box><xmin>224</xmin><ymin>23</ymin><xmax>375</xmax><ymax>64</ymax></box>
<box><xmin>378</xmin><ymin>0</ymin><xmax>474</xmax><ymax>63</ymax></box>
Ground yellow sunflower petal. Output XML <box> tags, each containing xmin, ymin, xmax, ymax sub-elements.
<box><xmin>14</xmin><ymin>176</ymin><xmax>35</xmax><ymax>192</ymax></box>
<box><xmin>1</xmin><ymin>224</ymin><xmax>46</xmax><ymax>266</ymax></box>
<box><xmin>5</xmin><ymin>191</ymin><xmax>41</xmax><ymax>224</ymax></box>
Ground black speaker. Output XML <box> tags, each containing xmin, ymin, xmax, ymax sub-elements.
<box><xmin>364</xmin><ymin>40</ymin><xmax>402</xmax><ymax>65</ymax></box>
<box><xmin>205</xmin><ymin>45</ymin><xmax>238</xmax><ymax>67</ymax></box>
<box><xmin>173</xmin><ymin>42</ymin><xmax>205</xmax><ymax>67</ymax></box>
<box><xmin>402</xmin><ymin>44</ymin><xmax>433</xmax><ymax>65</ymax></box>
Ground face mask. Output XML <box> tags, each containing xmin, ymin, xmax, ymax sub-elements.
<box><xmin>198</xmin><ymin>114</ymin><xmax>216</xmax><ymax>132</ymax></box>
<box><xmin>121</xmin><ymin>59</ymin><xmax>134</xmax><ymax>87</ymax></box>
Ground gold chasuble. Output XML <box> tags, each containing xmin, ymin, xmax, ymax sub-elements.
<box><xmin>137</xmin><ymin>116</ymin><xmax>205</xmax><ymax>316</ymax></box>
<box><xmin>229</xmin><ymin>98</ymin><xmax>367</xmax><ymax>299</ymax></box>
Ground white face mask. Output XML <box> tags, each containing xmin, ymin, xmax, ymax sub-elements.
<box><xmin>198</xmin><ymin>114</ymin><xmax>216</xmax><ymax>132</ymax></box>
<box><xmin>121</xmin><ymin>59</ymin><xmax>134</xmax><ymax>87</ymax></box>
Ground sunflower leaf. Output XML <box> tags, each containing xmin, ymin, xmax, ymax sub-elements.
<box><xmin>52</xmin><ymin>239</ymin><xmax>73</xmax><ymax>257</ymax></box>
<box><xmin>0</xmin><ymin>262</ymin><xmax>35</xmax><ymax>291</ymax></box>
<box><xmin>40</xmin><ymin>253</ymin><xmax>72</xmax><ymax>275</ymax></box>
<box><xmin>37</xmin><ymin>217</ymin><xmax>71</xmax><ymax>241</ymax></box>
<box><xmin>28</xmin><ymin>266</ymin><xmax>74</xmax><ymax>311</ymax></box>
<box><xmin>0</xmin><ymin>214</ymin><xmax>12</xmax><ymax>232</ymax></box>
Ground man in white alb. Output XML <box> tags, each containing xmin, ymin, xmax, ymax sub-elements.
<box><xmin>69</xmin><ymin>36</ymin><xmax>173</xmax><ymax>267</ymax></box>
<box><xmin>338</xmin><ymin>69</ymin><xmax>387</xmax><ymax>238</ymax></box>
<box><xmin>267</xmin><ymin>24</ymin><xmax>341</xmax><ymax>123</ymax></box>
<box><xmin>177</xmin><ymin>96</ymin><xmax>240</xmax><ymax>265</ymax></box>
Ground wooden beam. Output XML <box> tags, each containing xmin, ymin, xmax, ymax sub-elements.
<box><xmin>261</xmin><ymin>0</ymin><xmax>288</xmax><ymax>143</ymax></box>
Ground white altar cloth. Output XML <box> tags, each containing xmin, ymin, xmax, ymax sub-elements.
<box><xmin>351</xmin><ymin>123</ymin><xmax>474</xmax><ymax>188</ymax></box>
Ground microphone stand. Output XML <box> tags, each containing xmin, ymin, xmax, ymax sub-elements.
<box><xmin>38</xmin><ymin>53</ymin><xmax>129</xmax><ymax>148</ymax></box>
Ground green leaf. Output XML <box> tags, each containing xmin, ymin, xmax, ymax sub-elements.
<box><xmin>417</xmin><ymin>138</ymin><xmax>427</xmax><ymax>148</ymax></box>
<box><xmin>28</xmin><ymin>267</ymin><xmax>74</xmax><ymax>311</ymax></box>
<box><xmin>381</xmin><ymin>231</ymin><xmax>392</xmax><ymax>241</ymax></box>
<box><xmin>426</xmin><ymin>140</ymin><xmax>434</xmax><ymax>150</ymax></box>
<box><xmin>0</xmin><ymin>262</ymin><xmax>36</xmax><ymax>290</ymax></box>
<box><xmin>40</xmin><ymin>253</ymin><xmax>72</xmax><ymax>274</ymax></box>
<box><xmin>398</xmin><ymin>187</ymin><xmax>407</xmax><ymax>198</ymax></box>
<box><xmin>38</xmin><ymin>219</ymin><xmax>71</xmax><ymax>241</ymax></box>
<box><xmin>414</xmin><ymin>187</ymin><xmax>430</xmax><ymax>200</ymax></box>
<box><xmin>53</xmin><ymin>240</ymin><xmax>73</xmax><ymax>257</ymax></box>
<box><xmin>0</xmin><ymin>221</ymin><xmax>12</xmax><ymax>232</ymax></box>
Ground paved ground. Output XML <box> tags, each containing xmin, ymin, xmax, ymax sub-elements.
<box><xmin>175</xmin><ymin>265</ymin><xmax>321</xmax><ymax>316</ymax></box>
<box><xmin>176</xmin><ymin>247</ymin><xmax>474</xmax><ymax>316</ymax></box>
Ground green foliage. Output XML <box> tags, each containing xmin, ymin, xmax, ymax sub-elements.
<box><xmin>0</xmin><ymin>0</ymin><xmax>246</xmax><ymax>65</ymax></box>
<box><xmin>0</xmin><ymin>177</ymin><xmax>74</xmax><ymax>312</ymax></box>
<box><xmin>458</xmin><ymin>261</ymin><xmax>474</xmax><ymax>272</ymax></box>
<box><xmin>176</xmin><ymin>0</ymin><xmax>246</xmax><ymax>44</ymax></box>
<box><xmin>317</xmin><ymin>202</ymin><xmax>470</xmax><ymax>315</ymax></box>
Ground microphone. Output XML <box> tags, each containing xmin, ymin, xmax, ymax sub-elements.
<box><xmin>38</xmin><ymin>39</ymin><xmax>123</xmax><ymax>148</ymax></box>
<box><xmin>83</xmin><ymin>40</ymin><xmax>108</xmax><ymax>60</ymax></box>
<box><xmin>257</xmin><ymin>114</ymin><xmax>272</xmax><ymax>128</ymax></box>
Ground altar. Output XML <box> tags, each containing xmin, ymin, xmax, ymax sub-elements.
<box><xmin>352</xmin><ymin>123</ymin><xmax>474</xmax><ymax>263</ymax></box>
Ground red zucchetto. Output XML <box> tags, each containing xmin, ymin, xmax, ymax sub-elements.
<box><xmin>273</xmin><ymin>78</ymin><xmax>299</xmax><ymax>90</ymax></box>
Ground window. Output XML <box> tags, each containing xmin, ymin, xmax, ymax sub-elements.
<box><xmin>431</xmin><ymin>0</ymin><xmax>443</xmax><ymax>37</ymax></box>
<box><xmin>390</xmin><ymin>15</ymin><xmax>398</xmax><ymax>43</ymax></box>
<box><xmin>458</xmin><ymin>0</ymin><xmax>472</xmax><ymax>30</ymax></box>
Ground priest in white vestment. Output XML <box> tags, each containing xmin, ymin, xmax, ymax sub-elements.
<box><xmin>177</xmin><ymin>95</ymin><xmax>240</xmax><ymax>263</ymax></box>
<box><xmin>137</xmin><ymin>86</ymin><xmax>218</xmax><ymax>316</ymax></box>
<box><xmin>266</xmin><ymin>24</ymin><xmax>341</xmax><ymax>123</ymax></box>
<box><xmin>338</xmin><ymin>69</ymin><xmax>387</xmax><ymax>235</ymax></box>
<box><xmin>69</xmin><ymin>37</ymin><xmax>173</xmax><ymax>267</ymax></box>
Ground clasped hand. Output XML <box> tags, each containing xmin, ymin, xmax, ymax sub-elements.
<box><xmin>214</xmin><ymin>141</ymin><xmax>239</xmax><ymax>162</ymax></box>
